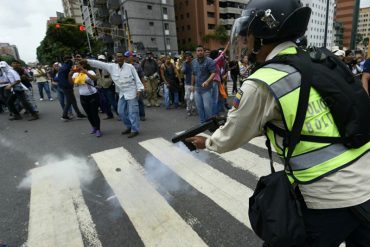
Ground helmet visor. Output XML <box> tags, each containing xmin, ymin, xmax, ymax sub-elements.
<box><xmin>229</xmin><ymin>10</ymin><xmax>255</xmax><ymax>61</ymax></box>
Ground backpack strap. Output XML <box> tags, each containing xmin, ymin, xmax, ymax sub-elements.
<box><xmin>263</xmin><ymin>49</ymin><xmax>313</xmax><ymax>183</ymax></box>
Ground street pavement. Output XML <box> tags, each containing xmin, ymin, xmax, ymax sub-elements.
<box><xmin>0</xmin><ymin>87</ymin><xmax>284</xmax><ymax>247</ymax></box>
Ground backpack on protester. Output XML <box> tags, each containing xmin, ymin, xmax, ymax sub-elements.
<box><xmin>248</xmin><ymin>47</ymin><xmax>370</xmax><ymax>246</ymax></box>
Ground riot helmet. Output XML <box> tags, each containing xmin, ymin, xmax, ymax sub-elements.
<box><xmin>230</xmin><ymin>0</ymin><xmax>311</xmax><ymax>61</ymax></box>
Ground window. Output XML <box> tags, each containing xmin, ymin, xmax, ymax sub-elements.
<box><xmin>188</xmin><ymin>38</ymin><xmax>191</xmax><ymax>42</ymax></box>
<box><xmin>164</xmin><ymin>23</ymin><xmax>169</xmax><ymax>30</ymax></box>
<box><xmin>207</xmin><ymin>12</ymin><xmax>215</xmax><ymax>18</ymax></box>
<box><xmin>208</xmin><ymin>24</ymin><xmax>215</xmax><ymax>30</ymax></box>
<box><xmin>151</xmin><ymin>37</ymin><xmax>156</xmax><ymax>42</ymax></box>
<box><xmin>147</xmin><ymin>5</ymin><xmax>152</xmax><ymax>10</ymax></box>
<box><xmin>186</xmin><ymin>13</ymin><xmax>190</xmax><ymax>18</ymax></box>
<box><xmin>163</xmin><ymin>7</ymin><xmax>168</xmax><ymax>15</ymax></box>
<box><xmin>149</xmin><ymin>22</ymin><xmax>154</xmax><ymax>26</ymax></box>
<box><xmin>187</xmin><ymin>25</ymin><xmax>191</xmax><ymax>30</ymax></box>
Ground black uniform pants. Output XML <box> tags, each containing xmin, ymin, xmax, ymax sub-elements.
<box><xmin>292</xmin><ymin>199</ymin><xmax>370</xmax><ymax>247</ymax></box>
<box><xmin>80</xmin><ymin>93</ymin><xmax>100</xmax><ymax>130</ymax></box>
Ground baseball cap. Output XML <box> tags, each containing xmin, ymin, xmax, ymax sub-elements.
<box><xmin>98</xmin><ymin>55</ymin><xmax>106</xmax><ymax>60</ymax></box>
<box><xmin>334</xmin><ymin>50</ymin><xmax>345</xmax><ymax>57</ymax></box>
<box><xmin>124</xmin><ymin>51</ymin><xmax>137</xmax><ymax>57</ymax></box>
<box><xmin>0</xmin><ymin>61</ymin><xmax>7</xmax><ymax>67</ymax></box>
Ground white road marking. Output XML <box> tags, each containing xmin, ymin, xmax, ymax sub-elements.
<box><xmin>140</xmin><ymin>138</ymin><xmax>253</xmax><ymax>228</ymax></box>
<box><xmin>91</xmin><ymin>147</ymin><xmax>207</xmax><ymax>247</ymax></box>
<box><xmin>27</xmin><ymin>165</ymin><xmax>101</xmax><ymax>247</ymax></box>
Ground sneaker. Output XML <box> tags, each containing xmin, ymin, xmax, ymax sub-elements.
<box><xmin>95</xmin><ymin>130</ymin><xmax>102</xmax><ymax>137</ymax></box>
<box><xmin>39</xmin><ymin>98</ymin><xmax>44</xmax><ymax>101</ymax></box>
<box><xmin>146</xmin><ymin>103</ymin><xmax>152</xmax><ymax>107</ymax></box>
<box><xmin>76</xmin><ymin>114</ymin><xmax>86</xmax><ymax>119</ymax></box>
<box><xmin>61</xmin><ymin>116</ymin><xmax>72</xmax><ymax>121</ymax></box>
<box><xmin>68</xmin><ymin>113</ymin><xmax>75</xmax><ymax>119</ymax></box>
<box><xmin>121</xmin><ymin>128</ymin><xmax>131</xmax><ymax>135</ymax></box>
<box><xmin>127</xmin><ymin>132</ymin><xmax>139</xmax><ymax>138</ymax></box>
<box><xmin>154</xmin><ymin>103</ymin><xmax>160</xmax><ymax>107</ymax></box>
<box><xmin>90</xmin><ymin>128</ymin><xmax>97</xmax><ymax>134</ymax></box>
<box><xmin>49</xmin><ymin>98</ymin><xmax>54</xmax><ymax>101</ymax></box>
<box><xmin>140</xmin><ymin>116</ymin><xmax>146</xmax><ymax>121</ymax></box>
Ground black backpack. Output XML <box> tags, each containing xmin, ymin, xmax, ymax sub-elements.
<box><xmin>263</xmin><ymin>47</ymin><xmax>370</xmax><ymax>148</ymax></box>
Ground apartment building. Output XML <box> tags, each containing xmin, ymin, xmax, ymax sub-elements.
<box><xmin>301</xmin><ymin>0</ymin><xmax>335</xmax><ymax>48</ymax></box>
<box><xmin>0</xmin><ymin>43</ymin><xmax>20</xmax><ymax>60</ymax></box>
<box><xmin>92</xmin><ymin>0</ymin><xmax>178</xmax><ymax>55</ymax></box>
<box><xmin>336</xmin><ymin>0</ymin><xmax>361</xmax><ymax>49</ymax></box>
<box><xmin>358</xmin><ymin>7</ymin><xmax>370</xmax><ymax>42</ymax></box>
<box><xmin>175</xmin><ymin>0</ymin><xmax>246</xmax><ymax>51</ymax></box>
<box><xmin>61</xmin><ymin>0</ymin><xmax>83</xmax><ymax>23</ymax></box>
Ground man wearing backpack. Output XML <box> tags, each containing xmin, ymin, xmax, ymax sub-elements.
<box><xmin>186</xmin><ymin>0</ymin><xmax>370</xmax><ymax>246</ymax></box>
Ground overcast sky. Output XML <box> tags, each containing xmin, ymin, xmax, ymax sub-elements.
<box><xmin>0</xmin><ymin>0</ymin><xmax>63</xmax><ymax>63</ymax></box>
<box><xmin>1</xmin><ymin>0</ymin><xmax>370</xmax><ymax>63</ymax></box>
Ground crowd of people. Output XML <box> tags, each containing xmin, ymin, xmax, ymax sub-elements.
<box><xmin>0</xmin><ymin>42</ymin><xmax>369</xmax><ymax>138</ymax></box>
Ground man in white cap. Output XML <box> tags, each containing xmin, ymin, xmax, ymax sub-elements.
<box><xmin>95</xmin><ymin>55</ymin><xmax>117</xmax><ymax>120</ymax></box>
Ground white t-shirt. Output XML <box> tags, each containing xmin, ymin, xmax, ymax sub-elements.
<box><xmin>72</xmin><ymin>70</ymin><xmax>97</xmax><ymax>96</ymax></box>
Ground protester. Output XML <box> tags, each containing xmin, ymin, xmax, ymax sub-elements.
<box><xmin>0</xmin><ymin>61</ymin><xmax>39</xmax><ymax>121</ymax></box>
<box><xmin>69</xmin><ymin>60</ymin><xmax>101</xmax><ymax>137</ymax></box>
<box><xmin>238</xmin><ymin>55</ymin><xmax>250</xmax><ymax>86</ymax></box>
<box><xmin>191</xmin><ymin>45</ymin><xmax>216</xmax><ymax>123</ymax></box>
<box><xmin>160</xmin><ymin>55</ymin><xmax>180</xmax><ymax>109</ymax></box>
<box><xmin>95</xmin><ymin>55</ymin><xmax>118</xmax><ymax>120</ymax></box>
<box><xmin>141</xmin><ymin>52</ymin><xmax>160</xmax><ymax>107</ymax></box>
<box><xmin>124</xmin><ymin>51</ymin><xmax>146</xmax><ymax>121</ymax></box>
<box><xmin>229</xmin><ymin>59</ymin><xmax>240</xmax><ymax>94</ymax></box>
<box><xmin>32</xmin><ymin>64</ymin><xmax>53</xmax><ymax>101</ymax></box>
<box><xmin>362</xmin><ymin>57</ymin><xmax>370</xmax><ymax>95</ymax></box>
<box><xmin>86</xmin><ymin>52</ymin><xmax>144</xmax><ymax>138</ymax></box>
<box><xmin>182</xmin><ymin>51</ymin><xmax>196</xmax><ymax>116</ymax></box>
<box><xmin>58</xmin><ymin>55</ymin><xmax>86</xmax><ymax>121</ymax></box>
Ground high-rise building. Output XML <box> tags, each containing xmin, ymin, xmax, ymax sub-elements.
<box><xmin>61</xmin><ymin>0</ymin><xmax>83</xmax><ymax>23</ymax></box>
<box><xmin>93</xmin><ymin>0</ymin><xmax>178</xmax><ymax>55</ymax></box>
<box><xmin>175</xmin><ymin>0</ymin><xmax>246</xmax><ymax>51</ymax></box>
<box><xmin>358</xmin><ymin>7</ymin><xmax>370</xmax><ymax>47</ymax></box>
<box><xmin>335</xmin><ymin>0</ymin><xmax>361</xmax><ymax>49</ymax></box>
<box><xmin>0</xmin><ymin>43</ymin><xmax>20</xmax><ymax>60</ymax></box>
<box><xmin>79</xmin><ymin>0</ymin><xmax>96</xmax><ymax>35</ymax></box>
<box><xmin>301</xmin><ymin>0</ymin><xmax>335</xmax><ymax>49</ymax></box>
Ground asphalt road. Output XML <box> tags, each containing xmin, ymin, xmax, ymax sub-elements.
<box><xmin>0</xmin><ymin>89</ymin><xmax>277</xmax><ymax>247</ymax></box>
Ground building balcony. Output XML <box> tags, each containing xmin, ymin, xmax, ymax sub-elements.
<box><xmin>219</xmin><ymin>7</ymin><xmax>243</xmax><ymax>15</ymax></box>
<box><xmin>107</xmin><ymin>0</ymin><xmax>120</xmax><ymax>10</ymax></box>
<box><xmin>219</xmin><ymin>18</ymin><xmax>235</xmax><ymax>25</ymax></box>
<box><xmin>94</xmin><ymin>0</ymin><xmax>107</xmax><ymax>6</ymax></box>
<box><xmin>109</xmin><ymin>12</ymin><xmax>122</xmax><ymax>25</ymax></box>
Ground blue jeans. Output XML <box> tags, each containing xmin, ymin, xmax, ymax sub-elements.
<box><xmin>212</xmin><ymin>82</ymin><xmax>219</xmax><ymax>116</ymax></box>
<box><xmin>117</xmin><ymin>95</ymin><xmax>140</xmax><ymax>133</ymax></box>
<box><xmin>37</xmin><ymin>81</ymin><xmax>51</xmax><ymax>99</ymax></box>
<box><xmin>138</xmin><ymin>95</ymin><xmax>145</xmax><ymax>117</ymax></box>
<box><xmin>194</xmin><ymin>89</ymin><xmax>213</xmax><ymax>123</ymax></box>
<box><xmin>57</xmin><ymin>87</ymin><xmax>72</xmax><ymax>114</ymax></box>
<box><xmin>164</xmin><ymin>84</ymin><xmax>179</xmax><ymax>109</ymax></box>
<box><xmin>101</xmin><ymin>87</ymin><xmax>118</xmax><ymax>117</ymax></box>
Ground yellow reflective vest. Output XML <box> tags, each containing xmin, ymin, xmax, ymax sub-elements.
<box><xmin>248</xmin><ymin>47</ymin><xmax>370</xmax><ymax>184</ymax></box>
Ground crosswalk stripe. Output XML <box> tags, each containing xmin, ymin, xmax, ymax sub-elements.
<box><xmin>27</xmin><ymin>165</ymin><xmax>101</xmax><ymax>247</ymax></box>
<box><xmin>91</xmin><ymin>147</ymin><xmax>207</xmax><ymax>247</ymax></box>
<box><xmin>200</xmin><ymin>134</ymin><xmax>283</xmax><ymax>178</ymax></box>
<box><xmin>139</xmin><ymin>138</ymin><xmax>253</xmax><ymax>228</ymax></box>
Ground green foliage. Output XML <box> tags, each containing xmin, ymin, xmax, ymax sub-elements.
<box><xmin>37</xmin><ymin>18</ymin><xmax>104</xmax><ymax>64</ymax></box>
<box><xmin>0</xmin><ymin>54</ymin><xmax>26</xmax><ymax>66</ymax></box>
<box><xmin>203</xmin><ymin>25</ymin><xmax>229</xmax><ymax>44</ymax></box>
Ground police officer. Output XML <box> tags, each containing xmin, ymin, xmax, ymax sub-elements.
<box><xmin>187</xmin><ymin>0</ymin><xmax>370</xmax><ymax>246</ymax></box>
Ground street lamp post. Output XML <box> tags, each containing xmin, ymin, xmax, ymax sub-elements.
<box><xmin>323</xmin><ymin>0</ymin><xmax>330</xmax><ymax>48</ymax></box>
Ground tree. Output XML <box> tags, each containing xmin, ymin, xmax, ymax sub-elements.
<box><xmin>203</xmin><ymin>25</ymin><xmax>229</xmax><ymax>45</ymax></box>
<box><xmin>37</xmin><ymin>18</ymin><xmax>103</xmax><ymax>64</ymax></box>
<box><xmin>0</xmin><ymin>54</ymin><xmax>26</xmax><ymax>66</ymax></box>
